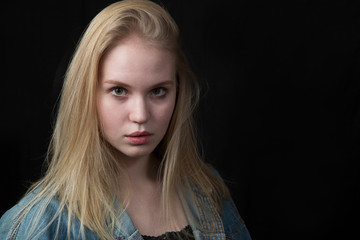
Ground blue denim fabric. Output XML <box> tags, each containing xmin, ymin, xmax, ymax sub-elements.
<box><xmin>1</xmin><ymin>184</ymin><xmax>251</xmax><ymax>239</ymax></box>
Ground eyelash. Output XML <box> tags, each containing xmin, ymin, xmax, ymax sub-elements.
<box><xmin>110</xmin><ymin>87</ymin><xmax>127</xmax><ymax>97</ymax></box>
<box><xmin>110</xmin><ymin>87</ymin><xmax>167</xmax><ymax>97</ymax></box>
<box><xmin>151</xmin><ymin>87</ymin><xmax>167</xmax><ymax>97</ymax></box>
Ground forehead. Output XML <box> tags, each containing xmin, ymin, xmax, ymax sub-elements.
<box><xmin>99</xmin><ymin>35</ymin><xmax>176</xmax><ymax>86</ymax></box>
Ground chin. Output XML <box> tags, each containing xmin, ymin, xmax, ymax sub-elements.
<box><xmin>117</xmin><ymin>145</ymin><xmax>157</xmax><ymax>159</ymax></box>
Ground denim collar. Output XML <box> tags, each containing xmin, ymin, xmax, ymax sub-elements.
<box><xmin>181</xmin><ymin>185</ymin><xmax>226</xmax><ymax>240</ymax></box>
<box><xmin>113</xmin><ymin>186</ymin><xmax>226</xmax><ymax>240</ymax></box>
<box><xmin>113</xmin><ymin>210</ymin><xmax>143</xmax><ymax>240</ymax></box>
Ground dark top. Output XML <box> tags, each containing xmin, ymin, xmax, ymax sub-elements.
<box><xmin>141</xmin><ymin>225</ymin><xmax>195</xmax><ymax>240</ymax></box>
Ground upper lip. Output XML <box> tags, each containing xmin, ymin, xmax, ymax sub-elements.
<box><xmin>126</xmin><ymin>131</ymin><xmax>152</xmax><ymax>137</ymax></box>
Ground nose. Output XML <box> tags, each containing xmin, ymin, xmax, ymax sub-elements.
<box><xmin>128</xmin><ymin>96</ymin><xmax>150</xmax><ymax>124</ymax></box>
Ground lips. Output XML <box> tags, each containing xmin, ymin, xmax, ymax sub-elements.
<box><xmin>125</xmin><ymin>131</ymin><xmax>153</xmax><ymax>144</ymax></box>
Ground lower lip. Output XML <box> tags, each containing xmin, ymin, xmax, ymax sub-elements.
<box><xmin>126</xmin><ymin>135</ymin><xmax>152</xmax><ymax>145</ymax></box>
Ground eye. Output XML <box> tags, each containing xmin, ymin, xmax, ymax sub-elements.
<box><xmin>151</xmin><ymin>87</ymin><xmax>166</xmax><ymax>97</ymax></box>
<box><xmin>111</xmin><ymin>87</ymin><xmax>127</xmax><ymax>97</ymax></box>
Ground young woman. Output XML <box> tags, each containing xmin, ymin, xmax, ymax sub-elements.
<box><xmin>0</xmin><ymin>0</ymin><xmax>251</xmax><ymax>239</ymax></box>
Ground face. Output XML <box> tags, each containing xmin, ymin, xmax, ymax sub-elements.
<box><xmin>97</xmin><ymin>35</ymin><xmax>176</xmax><ymax>161</ymax></box>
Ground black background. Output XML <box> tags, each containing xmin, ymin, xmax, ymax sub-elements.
<box><xmin>1</xmin><ymin>0</ymin><xmax>359</xmax><ymax>239</ymax></box>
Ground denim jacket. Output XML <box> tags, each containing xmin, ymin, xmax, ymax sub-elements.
<box><xmin>1</xmin><ymin>186</ymin><xmax>251</xmax><ymax>240</ymax></box>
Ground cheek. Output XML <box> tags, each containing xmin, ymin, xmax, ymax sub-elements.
<box><xmin>153</xmin><ymin>98</ymin><xmax>176</xmax><ymax>128</ymax></box>
<box><xmin>97</xmin><ymin>99</ymin><xmax>123</xmax><ymax>136</ymax></box>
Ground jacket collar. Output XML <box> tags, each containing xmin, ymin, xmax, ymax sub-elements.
<box><xmin>180</xmin><ymin>185</ymin><xmax>226</xmax><ymax>240</ymax></box>
<box><xmin>113</xmin><ymin>209</ymin><xmax>143</xmax><ymax>240</ymax></box>
<box><xmin>112</xmin><ymin>186</ymin><xmax>226</xmax><ymax>240</ymax></box>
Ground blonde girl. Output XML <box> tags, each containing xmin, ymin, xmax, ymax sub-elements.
<box><xmin>0</xmin><ymin>0</ymin><xmax>251</xmax><ymax>239</ymax></box>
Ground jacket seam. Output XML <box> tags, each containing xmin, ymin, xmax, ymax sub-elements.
<box><xmin>8</xmin><ymin>211</ymin><xmax>24</xmax><ymax>240</ymax></box>
<box><xmin>204</xmin><ymin>196</ymin><xmax>225</xmax><ymax>240</ymax></box>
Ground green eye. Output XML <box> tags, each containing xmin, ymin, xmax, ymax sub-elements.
<box><xmin>151</xmin><ymin>87</ymin><xmax>166</xmax><ymax>96</ymax></box>
<box><xmin>111</xmin><ymin>87</ymin><xmax>127</xmax><ymax>96</ymax></box>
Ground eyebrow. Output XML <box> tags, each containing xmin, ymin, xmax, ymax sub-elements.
<box><xmin>103</xmin><ymin>79</ymin><xmax>175</xmax><ymax>88</ymax></box>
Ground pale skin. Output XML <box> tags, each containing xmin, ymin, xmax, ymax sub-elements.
<box><xmin>96</xmin><ymin>34</ymin><xmax>188</xmax><ymax>236</ymax></box>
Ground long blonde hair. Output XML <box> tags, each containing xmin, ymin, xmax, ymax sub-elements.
<box><xmin>19</xmin><ymin>0</ymin><xmax>230</xmax><ymax>239</ymax></box>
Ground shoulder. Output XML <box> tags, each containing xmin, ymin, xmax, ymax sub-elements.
<box><xmin>221</xmin><ymin>198</ymin><xmax>252</xmax><ymax>240</ymax></box>
<box><xmin>0</xmin><ymin>190</ymin><xmax>61</xmax><ymax>239</ymax></box>
<box><xmin>207</xmin><ymin>167</ymin><xmax>252</xmax><ymax>239</ymax></box>
<box><xmin>0</xmin><ymin>191</ymin><xmax>41</xmax><ymax>239</ymax></box>
<box><xmin>0</xmin><ymin>190</ymin><xmax>98</xmax><ymax>240</ymax></box>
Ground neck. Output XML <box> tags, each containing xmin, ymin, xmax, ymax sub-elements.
<box><xmin>121</xmin><ymin>153</ymin><xmax>160</xmax><ymax>191</ymax></box>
